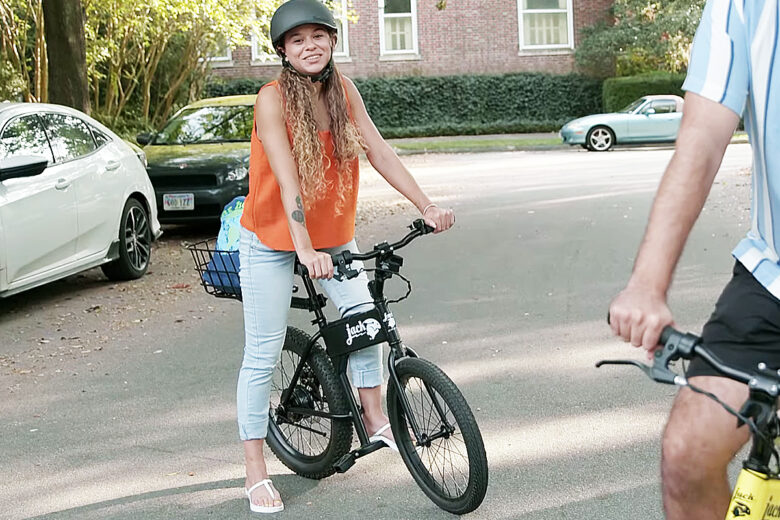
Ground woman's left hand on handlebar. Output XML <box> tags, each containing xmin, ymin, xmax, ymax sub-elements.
<box><xmin>423</xmin><ymin>205</ymin><xmax>455</xmax><ymax>234</ymax></box>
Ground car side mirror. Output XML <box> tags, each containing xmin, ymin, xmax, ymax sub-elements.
<box><xmin>644</xmin><ymin>108</ymin><xmax>656</xmax><ymax>115</ymax></box>
<box><xmin>136</xmin><ymin>132</ymin><xmax>154</xmax><ymax>146</ymax></box>
<box><xmin>0</xmin><ymin>155</ymin><xmax>49</xmax><ymax>182</ymax></box>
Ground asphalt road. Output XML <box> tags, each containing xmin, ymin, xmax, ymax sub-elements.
<box><xmin>0</xmin><ymin>143</ymin><xmax>754</xmax><ymax>519</ymax></box>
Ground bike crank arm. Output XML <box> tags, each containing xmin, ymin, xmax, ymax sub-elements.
<box><xmin>334</xmin><ymin>439</ymin><xmax>387</xmax><ymax>473</ymax></box>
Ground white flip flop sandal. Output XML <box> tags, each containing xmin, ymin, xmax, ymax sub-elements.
<box><xmin>245</xmin><ymin>479</ymin><xmax>284</xmax><ymax>514</ymax></box>
<box><xmin>369</xmin><ymin>423</ymin><xmax>399</xmax><ymax>453</ymax></box>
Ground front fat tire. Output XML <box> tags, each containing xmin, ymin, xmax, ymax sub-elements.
<box><xmin>101</xmin><ymin>198</ymin><xmax>151</xmax><ymax>281</ymax></box>
<box><xmin>388</xmin><ymin>357</ymin><xmax>488</xmax><ymax>515</ymax></box>
<box><xmin>266</xmin><ymin>327</ymin><xmax>353</xmax><ymax>479</ymax></box>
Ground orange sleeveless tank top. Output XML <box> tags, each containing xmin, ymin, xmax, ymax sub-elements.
<box><xmin>240</xmin><ymin>80</ymin><xmax>359</xmax><ymax>251</ymax></box>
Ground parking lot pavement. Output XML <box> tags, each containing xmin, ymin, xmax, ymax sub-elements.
<box><xmin>0</xmin><ymin>144</ymin><xmax>754</xmax><ymax>519</ymax></box>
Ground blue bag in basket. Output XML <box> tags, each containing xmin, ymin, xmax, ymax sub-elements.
<box><xmin>202</xmin><ymin>197</ymin><xmax>244</xmax><ymax>295</ymax></box>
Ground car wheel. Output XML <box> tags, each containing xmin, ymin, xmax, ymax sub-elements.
<box><xmin>101</xmin><ymin>198</ymin><xmax>152</xmax><ymax>281</ymax></box>
<box><xmin>586</xmin><ymin>126</ymin><xmax>615</xmax><ymax>152</ymax></box>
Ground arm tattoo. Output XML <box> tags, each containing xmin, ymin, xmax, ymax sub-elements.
<box><xmin>292</xmin><ymin>195</ymin><xmax>306</xmax><ymax>225</ymax></box>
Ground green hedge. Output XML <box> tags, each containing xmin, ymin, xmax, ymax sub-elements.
<box><xmin>602</xmin><ymin>72</ymin><xmax>686</xmax><ymax>112</ymax></box>
<box><xmin>204</xmin><ymin>73</ymin><xmax>603</xmax><ymax>137</ymax></box>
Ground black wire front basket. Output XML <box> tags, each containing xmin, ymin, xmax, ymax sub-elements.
<box><xmin>187</xmin><ymin>240</ymin><xmax>242</xmax><ymax>301</ymax></box>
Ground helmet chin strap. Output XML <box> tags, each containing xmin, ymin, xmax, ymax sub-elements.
<box><xmin>281</xmin><ymin>56</ymin><xmax>335</xmax><ymax>83</ymax></box>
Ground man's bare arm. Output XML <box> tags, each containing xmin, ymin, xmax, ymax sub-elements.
<box><xmin>609</xmin><ymin>92</ymin><xmax>740</xmax><ymax>349</ymax></box>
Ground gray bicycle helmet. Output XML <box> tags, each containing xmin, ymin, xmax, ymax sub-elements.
<box><xmin>270</xmin><ymin>0</ymin><xmax>338</xmax><ymax>51</ymax></box>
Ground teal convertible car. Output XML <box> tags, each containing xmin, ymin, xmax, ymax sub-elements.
<box><xmin>560</xmin><ymin>95</ymin><xmax>684</xmax><ymax>152</ymax></box>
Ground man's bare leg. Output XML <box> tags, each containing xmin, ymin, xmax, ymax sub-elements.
<box><xmin>662</xmin><ymin>376</ymin><xmax>750</xmax><ymax>520</ymax></box>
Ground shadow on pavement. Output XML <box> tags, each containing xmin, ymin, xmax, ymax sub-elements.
<box><xmin>25</xmin><ymin>475</ymin><xmax>322</xmax><ymax>519</ymax></box>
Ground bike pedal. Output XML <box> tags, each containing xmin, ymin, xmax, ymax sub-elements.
<box><xmin>334</xmin><ymin>452</ymin><xmax>356</xmax><ymax>473</ymax></box>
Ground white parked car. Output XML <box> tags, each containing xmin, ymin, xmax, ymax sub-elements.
<box><xmin>0</xmin><ymin>102</ymin><xmax>162</xmax><ymax>297</ymax></box>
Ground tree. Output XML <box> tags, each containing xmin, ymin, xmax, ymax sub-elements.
<box><xmin>43</xmin><ymin>0</ymin><xmax>90</xmax><ymax>112</ymax></box>
<box><xmin>0</xmin><ymin>60</ymin><xmax>26</xmax><ymax>100</ymax></box>
<box><xmin>0</xmin><ymin>0</ymin><xmax>47</xmax><ymax>102</ymax></box>
<box><xmin>575</xmin><ymin>0</ymin><xmax>706</xmax><ymax>77</ymax></box>
<box><xmin>84</xmin><ymin>0</ymin><xmax>271</xmax><ymax>126</ymax></box>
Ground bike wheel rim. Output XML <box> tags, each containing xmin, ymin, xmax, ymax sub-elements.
<box><xmin>397</xmin><ymin>375</ymin><xmax>471</xmax><ymax>499</ymax></box>
<box><xmin>269</xmin><ymin>349</ymin><xmax>333</xmax><ymax>460</ymax></box>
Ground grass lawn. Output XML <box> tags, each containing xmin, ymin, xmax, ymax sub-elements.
<box><xmin>391</xmin><ymin>136</ymin><xmax>564</xmax><ymax>152</ymax></box>
<box><xmin>391</xmin><ymin>131</ymin><xmax>749</xmax><ymax>153</ymax></box>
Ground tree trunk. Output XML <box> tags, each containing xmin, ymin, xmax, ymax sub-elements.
<box><xmin>42</xmin><ymin>0</ymin><xmax>89</xmax><ymax>113</ymax></box>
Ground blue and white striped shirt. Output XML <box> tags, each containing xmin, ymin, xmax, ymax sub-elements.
<box><xmin>684</xmin><ymin>0</ymin><xmax>780</xmax><ymax>298</ymax></box>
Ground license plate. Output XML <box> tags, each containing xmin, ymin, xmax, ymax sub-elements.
<box><xmin>163</xmin><ymin>193</ymin><xmax>194</xmax><ymax>211</ymax></box>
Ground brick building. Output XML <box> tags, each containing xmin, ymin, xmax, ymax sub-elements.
<box><xmin>209</xmin><ymin>0</ymin><xmax>612</xmax><ymax>80</ymax></box>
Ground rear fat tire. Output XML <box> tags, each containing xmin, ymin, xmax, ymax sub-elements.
<box><xmin>266</xmin><ymin>327</ymin><xmax>353</xmax><ymax>479</ymax></box>
<box><xmin>101</xmin><ymin>198</ymin><xmax>151</xmax><ymax>281</ymax></box>
<box><xmin>387</xmin><ymin>357</ymin><xmax>488</xmax><ymax>515</ymax></box>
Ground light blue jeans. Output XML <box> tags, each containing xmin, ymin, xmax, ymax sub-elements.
<box><xmin>237</xmin><ymin>225</ymin><xmax>382</xmax><ymax>440</ymax></box>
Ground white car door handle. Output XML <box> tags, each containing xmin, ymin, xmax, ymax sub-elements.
<box><xmin>105</xmin><ymin>161</ymin><xmax>121</xmax><ymax>171</ymax></box>
<box><xmin>55</xmin><ymin>178</ymin><xmax>71</xmax><ymax>190</ymax></box>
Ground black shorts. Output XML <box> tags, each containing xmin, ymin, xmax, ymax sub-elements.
<box><xmin>686</xmin><ymin>261</ymin><xmax>780</xmax><ymax>378</ymax></box>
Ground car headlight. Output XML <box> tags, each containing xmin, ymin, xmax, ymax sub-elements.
<box><xmin>227</xmin><ymin>165</ymin><xmax>249</xmax><ymax>182</ymax></box>
<box><xmin>136</xmin><ymin>149</ymin><xmax>148</xmax><ymax>168</ymax></box>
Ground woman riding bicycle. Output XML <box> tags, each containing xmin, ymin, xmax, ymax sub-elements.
<box><xmin>237</xmin><ymin>0</ymin><xmax>454</xmax><ymax>513</ymax></box>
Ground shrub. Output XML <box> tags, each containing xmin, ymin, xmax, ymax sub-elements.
<box><xmin>204</xmin><ymin>73</ymin><xmax>603</xmax><ymax>137</ymax></box>
<box><xmin>602</xmin><ymin>72</ymin><xmax>686</xmax><ymax>112</ymax></box>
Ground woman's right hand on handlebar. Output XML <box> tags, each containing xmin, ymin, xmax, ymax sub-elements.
<box><xmin>298</xmin><ymin>248</ymin><xmax>334</xmax><ymax>280</ymax></box>
<box><xmin>609</xmin><ymin>284</ymin><xmax>674</xmax><ymax>355</ymax></box>
<box><xmin>423</xmin><ymin>206</ymin><xmax>455</xmax><ymax>234</ymax></box>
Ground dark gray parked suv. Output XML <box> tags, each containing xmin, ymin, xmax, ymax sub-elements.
<box><xmin>139</xmin><ymin>95</ymin><xmax>255</xmax><ymax>224</ymax></box>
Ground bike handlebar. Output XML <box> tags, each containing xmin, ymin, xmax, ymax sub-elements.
<box><xmin>598</xmin><ymin>325</ymin><xmax>780</xmax><ymax>397</ymax></box>
<box><xmin>335</xmin><ymin>218</ymin><xmax>434</xmax><ymax>263</ymax></box>
<box><xmin>296</xmin><ymin>219</ymin><xmax>435</xmax><ymax>280</ymax></box>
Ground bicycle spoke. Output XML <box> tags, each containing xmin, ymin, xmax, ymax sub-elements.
<box><xmin>270</xmin><ymin>348</ymin><xmax>333</xmax><ymax>457</ymax></box>
<box><xmin>400</xmin><ymin>375</ymin><xmax>472</xmax><ymax>499</ymax></box>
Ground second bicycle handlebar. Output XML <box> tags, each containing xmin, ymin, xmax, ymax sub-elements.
<box><xmin>598</xmin><ymin>325</ymin><xmax>780</xmax><ymax>397</ymax></box>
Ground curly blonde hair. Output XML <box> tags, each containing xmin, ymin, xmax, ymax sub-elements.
<box><xmin>277</xmin><ymin>64</ymin><xmax>366</xmax><ymax>212</ymax></box>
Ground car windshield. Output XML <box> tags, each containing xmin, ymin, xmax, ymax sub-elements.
<box><xmin>153</xmin><ymin>105</ymin><xmax>253</xmax><ymax>145</ymax></box>
<box><xmin>618</xmin><ymin>98</ymin><xmax>647</xmax><ymax>113</ymax></box>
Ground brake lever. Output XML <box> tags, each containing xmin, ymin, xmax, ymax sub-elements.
<box><xmin>333</xmin><ymin>251</ymin><xmax>358</xmax><ymax>281</ymax></box>
<box><xmin>595</xmin><ymin>358</ymin><xmax>686</xmax><ymax>386</ymax></box>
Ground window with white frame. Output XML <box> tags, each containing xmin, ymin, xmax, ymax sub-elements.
<box><xmin>251</xmin><ymin>34</ymin><xmax>280</xmax><ymax>64</ymax></box>
<box><xmin>208</xmin><ymin>41</ymin><xmax>233</xmax><ymax>66</ymax></box>
<box><xmin>331</xmin><ymin>0</ymin><xmax>350</xmax><ymax>57</ymax></box>
<box><xmin>518</xmin><ymin>0</ymin><xmax>573</xmax><ymax>50</ymax></box>
<box><xmin>379</xmin><ymin>0</ymin><xmax>418</xmax><ymax>55</ymax></box>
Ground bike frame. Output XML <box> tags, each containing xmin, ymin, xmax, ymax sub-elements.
<box><xmin>726</xmin><ymin>469</ymin><xmax>780</xmax><ymax>519</ymax></box>
<box><xmin>724</xmin><ymin>390</ymin><xmax>780</xmax><ymax>519</ymax></box>
<box><xmin>275</xmin><ymin>247</ymin><xmax>454</xmax><ymax>467</ymax></box>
